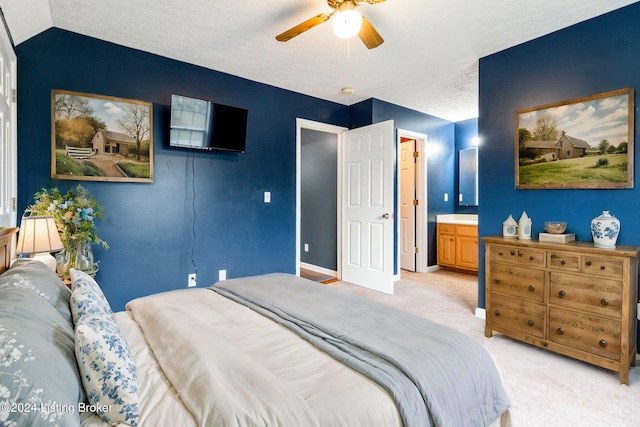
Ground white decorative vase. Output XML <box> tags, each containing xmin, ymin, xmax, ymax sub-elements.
<box><xmin>518</xmin><ymin>211</ymin><xmax>532</xmax><ymax>240</ymax></box>
<box><xmin>590</xmin><ymin>210</ymin><xmax>620</xmax><ymax>249</ymax></box>
<box><xmin>502</xmin><ymin>214</ymin><xmax>518</xmax><ymax>238</ymax></box>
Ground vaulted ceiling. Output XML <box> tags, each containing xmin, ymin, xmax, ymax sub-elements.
<box><xmin>0</xmin><ymin>0</ymin><xmax>636</xmax><ymax>122</ymax></box>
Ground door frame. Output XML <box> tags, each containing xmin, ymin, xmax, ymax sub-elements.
<box><xmin>396</xmin><ymin>129</ymin><xmax>428</xmax><ymax>273</ymax></box>
<box><xmin>295</xmin><ymin>118</ymin><xmax>347</xmax><ymax>278</ymax></box>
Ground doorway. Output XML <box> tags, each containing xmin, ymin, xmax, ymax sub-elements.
<box><xmin>397</xmin><ymin>129</ymin><xmax>428</xmax><ymax>273</ymax></box>
<box><xmin>296</xmin><ymin>119</ymin><xmax>346</xmax><ymax>281</ymax></box>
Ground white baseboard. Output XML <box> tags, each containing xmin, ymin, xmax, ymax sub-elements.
<box><xmin>300</xmin><ymin>262</ymin><xmax>337</xmax><ymax>277</ymax></box>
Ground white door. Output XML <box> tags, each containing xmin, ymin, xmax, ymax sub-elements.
<box><xmin>400</xmin><ymin>139</ymin><xmax>416</xmax><ymax>271</ymax></box>
<box><xmin>0</xmin><ymin>20</ymin><xmax>17</xmax><ymax>228</ymax></box>
<box><xmin>342</xmin><ymin>120</ymin><xmax>394</xmax><ymax>294</ymax></box>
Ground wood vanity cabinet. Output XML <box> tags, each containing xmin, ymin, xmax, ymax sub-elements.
<box><xmin>483</xmin><ymin>236</ymin><xmax>639</xmax><ymax>385</ymax></box>
<box><xmin>437</xmin><ymin>223</ymin><xmax>478</xmax><ymax>272</ymax></box>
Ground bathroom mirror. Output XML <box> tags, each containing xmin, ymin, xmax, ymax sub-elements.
<box><xmin>459</xmin><ymin>147</ymin><xmax>478</xmax><ymax>206</ymax></box>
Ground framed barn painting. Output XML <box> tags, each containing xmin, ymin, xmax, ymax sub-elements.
<box><xmin>51</xmin><ymin>90</ymin><xmax>154</xmax><ymax>183</ymax></box>
<box><xmin>515</xmin><ymin>88</ymin><xmax>633</xmax><ymax>189</ymax></box>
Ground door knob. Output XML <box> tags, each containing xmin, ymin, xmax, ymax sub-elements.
<box><xmin>382</xmin><ymin>213</ymin><xmax>391</xmax><ymax>219</ymax></box>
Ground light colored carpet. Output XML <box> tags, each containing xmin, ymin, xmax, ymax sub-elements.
<box><xmin>328</xmin><ymin>270</ymin><xmax>640</xmax><ymax>427</ymax></box>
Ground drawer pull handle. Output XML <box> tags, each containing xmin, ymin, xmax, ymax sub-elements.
<box><xmin>528</xmin><ymin>285</ymin><xmax>536</xmax><ymax>292</ymax></box>
<box><xmin>600</xmin><ymin>298</ymin><xmax>609</xmax><ymax>306</ymax></box>
<box><xmin>498</xmin><ymin>251</ymin><xmax>504</xmax><ymax>256</ymax></box>
<box><xmin>586</xmin><ymin>260</ymin><xmax>592</xmax><ymax>266</ymax></box>
<box><xmin>560</xmin><ymin>260</ymin><xmax>566</xmax><ymax>265</ymax></box>
<box><xmin>518</xmin><ymin>251</ymin><xmax>523</xmax><ymax>257</ymax></box>
<box><xmin>510</xmin><ymin>250</ymin><xmax>515</xmax><ymax>256</ymax></box>
<box><xmin>529</xmin><ymin>256</ymin><xmax>534</xmax><ymax>261</ymax></box>
<box><xmin>600</xmin><ymin>265</ymin><xmax>606</xmax><ymax>270</ymax></box>
<box><xmin>599</xmin><ymin>340</ymin><xmax>608</xmax><ymax>348</ymax></box>
<box><xmin>494</xmin><ymin>310</ymin><xmax>501</xmax><ymax>317</ymax></box>
<box><xmin>494</xmin><ymin>278</ymin><xmax>501</xmax><ymax>284</ymax></box>
<box><xmin>558</xmin><ymin>290</ymin><xmax>566</xmax><ymax>298</ymax></box>
<box><xmin>527</xmin><ymin>320</ymin><xmax>535</xmax><ymax>327</ymax></box>
<box><xmin>557</xmin><ymin>327</ymin><xmax>565</xmax><ymax>335</ymax></box>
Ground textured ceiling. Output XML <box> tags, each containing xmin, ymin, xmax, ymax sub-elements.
<box><xmin>0</xmin><ymin>0</ymin><xmax>637</xmax><ymax>122</ymax></box>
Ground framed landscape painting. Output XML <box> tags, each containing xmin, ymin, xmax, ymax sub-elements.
<box><xmin>51</xmin><ymin>90</ymin><xmax>154</xmax><ymax>183</ymax></box>
<box><xmin>515</xmin><ymin>88</ymin><xmax>633</xmax><ymax>189</ymax></box>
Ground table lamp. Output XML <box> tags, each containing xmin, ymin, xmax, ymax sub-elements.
<box><xmin>16</xmin><ymin>215</ymin><xmax>63</xmax><ymax>271</ymax></box>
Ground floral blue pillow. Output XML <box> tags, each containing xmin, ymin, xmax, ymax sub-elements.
<box><xmin>75</xmin><ymin>314</ymin><xmax>139</xmax><ymax>426</ymax></box>
<box><xmin>0</xmin><ymin>258</ymin><xmax>72</xmax><ymax>325</ymax></box>
<box><xmin>69</xmin><ymin>269</ymin><xmax>113</xmax><ymax>325</ymax></box>
<box><xmin>0</xmin><ymin>287</ymin><xmax>83</xmax><ymax>427</ymax></box>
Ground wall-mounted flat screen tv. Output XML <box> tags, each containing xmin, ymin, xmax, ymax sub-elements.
<box><xmin>169</xmin><ymin>94</ymin><xmax>248</xmax><ymax>153</ymax></box>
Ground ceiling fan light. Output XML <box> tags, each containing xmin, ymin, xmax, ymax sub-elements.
<box><xmin>332</xmin><ymin>10</ymin><xmax>362</xmax><ymax>38</ymax></box>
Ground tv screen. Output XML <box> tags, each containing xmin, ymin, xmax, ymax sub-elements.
<box><xmin>169</xmin><ymin>94</ymin><xmax>248</xmax><ymax>153</ymax></box>
<box><xmin>169</xmin><ymin>95</ymin><xmax>213</xmax><ymax>150</ymax></box>
<box><xmin>211</xmin><ymin>103</ymin><xmax>248</xmax><ymax>153</ymax></box>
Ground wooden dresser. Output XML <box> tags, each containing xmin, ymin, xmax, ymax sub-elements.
<box><xmin>482</xmin><ymin>236</ymin><xmax>639</xmax><ymax>384</ymax></box>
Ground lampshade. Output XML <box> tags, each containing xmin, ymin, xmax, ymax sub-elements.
<box><xmin>16</xmin><ymin>216</ymin><xmax>63</xmax><ymax>255</ymax></box>
<box><xmin>332</xmin><ymin>10</ymin><xmax>362</xmax><ymax>38</ymax></box>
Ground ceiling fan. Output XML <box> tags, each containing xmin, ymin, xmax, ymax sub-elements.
<box><xmin>276</xmin><ymin>0</ymin><xmax>387</xmax><ymax>49</ymax></box>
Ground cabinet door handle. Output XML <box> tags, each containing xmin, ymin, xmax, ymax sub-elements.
<box><xmin>527</xmin><ymin>320</ymin><xmax>535</xmax><ymax>327</ymax></box>
<box><xmin>557</xmin><ymin>327</ymin><xmax>565</xmax><ymax>335</ymax></box>
<box><xmin>600</xmin><ymin>298</ymin><xmax>609</xmax><ymax>306</ymax></box>
<box><xmin>494</xmin><ymin>310</ymin><xmax>501</xmax><ymax>317</ymax></box>
<box><xmin>528</xmin><ymin>285</ymin><xmax>536</xmax><ymax>292</ymax></box>
<box><xmin>558</xmin><ymin>290</ymin><xmax>566</xmax><ymax>298</ymax></box>
<box><xmin>599</xmin><ymin>340</ymin><xmax>608</xmax><ymax>348</ymax></box>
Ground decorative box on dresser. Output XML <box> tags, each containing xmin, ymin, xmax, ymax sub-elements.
<box><xmin>482</xmin><ymin>236</ymin><xmax>639</xmax><ymax>385</ymax></box>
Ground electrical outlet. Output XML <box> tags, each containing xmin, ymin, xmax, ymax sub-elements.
<box><xmin>219</xmin><ymin>269</ymin><xmax>227</xmax><ymax>281</ymax></box>
<box><xmin>444</xmin><ymin>193</ymin><xmax>449</xmax><ymax>202</ymax></box>
<box><xmin>304</xmin><ymin>243</ymin><xmax>309</xmax><ymax>252</ymax></box>
<box><xmin>188</xmin><ymin>273</ymin><xmax>197</xmax><ymax>287</ymax></box>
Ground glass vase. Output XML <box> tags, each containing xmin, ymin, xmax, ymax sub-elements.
<box><xmin>63</xmin><ymin>240</ymin><xmax>98</xmax><ymax>277</ymax></box>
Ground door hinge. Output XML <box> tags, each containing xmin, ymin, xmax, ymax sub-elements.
<box><xmin>414</xmin><ymin>247</ymin><xmax>419</xmax><ymax>254</ymax></box>
<box><xmin>11</xmin><ymin>89</ymin><xmax>16</xmax><ymax>103</ymax></box>
<box><xmin>413</xmin><ymin>151</ymin><xmax>419</xmax><ymax>158</ymax></box>
<box><xmin>11</xmin><ymin>197</ymin><xmax>17</xmax><ymax>212</ymax></box>
<box><xmin>413</xmin><ymin>199</ymin><xmax>419</xmax><ymax>206</ymax></box>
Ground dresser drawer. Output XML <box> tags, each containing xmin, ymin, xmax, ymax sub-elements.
<box><xmin>548</xmin><ymin>252</ymin><xmax>580</xmax><ymax>271</ymax></box>
<box><xmin>489</xmin><ymin>245</ymin><xmax>517</xmax><ymax>263</ymax></box>
<box><xmin>515</xmin><ymin>248</ymin><xmax>546</xmax><ymax>267</ymax></box>
<box><xmin>549</xmin><ymin>308</ymin><xmax>621</xmax><ymax>361</ymax></box>
<box><xmin>549</xmin><ymin>272</ymin><xmax>622</xmax><ymax>317</ymax></box>
<box><xmin>583</xmin><ymin>256</ymin><xmax>623</xmax><ymax>278</ymax></box>
<box><xmin>488</xmin><ymin>293</ymin><xmax>545</xmax><ymax>338</ymax></box>
<box><xmin>488</xmin><ymin>263</ymin><xmax>545</xmax><ymax>303</ymax></box>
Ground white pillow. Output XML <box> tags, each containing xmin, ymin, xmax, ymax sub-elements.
<box><xmin>69</xmin><ymin>269</ymin><xmax>113</xmax><ymax>325</ymax></box>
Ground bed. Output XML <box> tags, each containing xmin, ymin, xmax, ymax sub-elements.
<box><xmin>0</xmin><ymin>228</ymin><xmax>511</xmax><ymax>426</ymax></box>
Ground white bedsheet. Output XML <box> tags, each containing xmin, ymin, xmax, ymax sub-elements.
<box><xmin>81</xmin><ymin>286</ymin><xmax>511</xmax><ymax>427</ymax></box>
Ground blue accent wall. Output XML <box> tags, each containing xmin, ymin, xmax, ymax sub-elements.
<box><xmin>16</xmin><ymin>28</ymin><xmax>349</xmax><ymax>310</ymax></box>
<box><xmin>16</xmin><ymin>28</ymin><xmax>456</xmax><ymax>309</ymax></box>
<box><xmin>478</xmin><ymin>3</ymin><xmax>640</xmax><ymax>345</ymax></box>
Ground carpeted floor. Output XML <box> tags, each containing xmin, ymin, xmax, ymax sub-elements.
<box><xmin>328</xmin><ymin>269</ymin><xmax>640</xmax><ymax>427</ymax></box>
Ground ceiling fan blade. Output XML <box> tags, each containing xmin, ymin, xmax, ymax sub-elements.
<box><xmin>276</xmin><ymin>13</ymin><xmax>333</xmax><ymax>42</ymax></box>
<box><xmin>358</xmin><ymin>15</ymin><xmax>384</xmax><ymax>49</ymax></box>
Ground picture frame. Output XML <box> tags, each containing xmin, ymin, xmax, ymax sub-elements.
<box><xmin>515</xmin><ymin>87</ymin><xmax>633</xmax><ymax>189</ymax></box>
<box><xmin>51</xmin><ymin>90</ymin><xmax>153</xmax><ymax>183</ymax></box>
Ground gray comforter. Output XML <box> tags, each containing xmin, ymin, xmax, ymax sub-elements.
<box><xmin>211</xmin><ymin>273</ymin><xmax>510</xmax><ymax>427</ymax></box>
